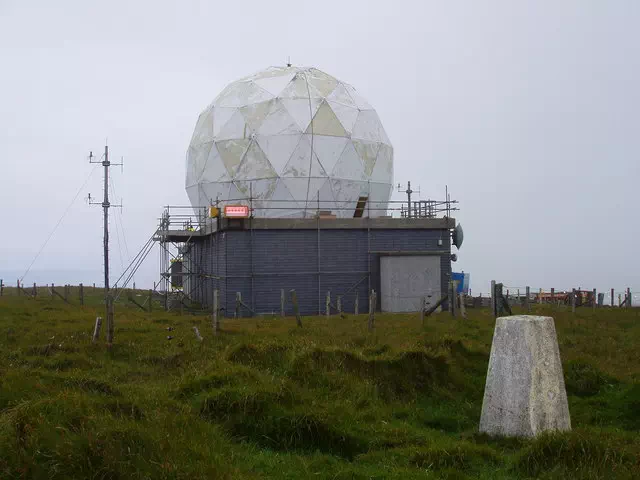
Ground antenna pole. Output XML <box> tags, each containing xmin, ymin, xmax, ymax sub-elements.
<box><xmin>89</xmin><ymin>144</ymin><xmax>123</xmax><ymax>346</ymax></box>
<box><xmin>103</xmin><ymin>145</ymin><xmax>110</xmax><ymax>293</ymax></box>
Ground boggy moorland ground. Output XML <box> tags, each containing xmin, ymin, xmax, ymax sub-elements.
<box><xmin>0</xmin><ymin>289</ymin><xmax>639</xmax><ymax>479</ymax></box>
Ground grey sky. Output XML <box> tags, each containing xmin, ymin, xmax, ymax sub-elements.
<box><xmin>1</xmin><ymin>0</ymin><xmax>638</xmax><ymax>295</ymax></box>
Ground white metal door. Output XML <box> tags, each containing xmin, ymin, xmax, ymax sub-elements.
<box><xmin>380</xmin><ymin>255</ymin><xmax>441</xmax><ymax>312</ymax></box>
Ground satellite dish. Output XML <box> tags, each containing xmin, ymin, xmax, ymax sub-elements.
<box><xmin>452</xmin><ymin>223</ymin><xmax>464</xmax><ymax>249</ymax></box>
<box><xmin>451</xmin><ymin>253</ymin><xmax>458</xmax><ymax>262</ymax></box>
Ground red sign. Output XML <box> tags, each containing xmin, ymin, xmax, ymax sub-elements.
<box><xmin>224</xmin><ymin>205</ymin><xmax>250</xmax><ymax>218</ymax></box>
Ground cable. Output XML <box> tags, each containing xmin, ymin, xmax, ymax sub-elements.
<box><xmin>20</xmin><ymin>165</ymin><xmax>99</xmax><ymax>282</ymax></box>
<box><xmin>110</xmin><ymin>180</ymin><xmax>126</xmax><ymax>281</ymax></box>
<box><xmin>112</xmin><ymin>230</ymin><xmax>157</xmax><ymax>290</ymax></box>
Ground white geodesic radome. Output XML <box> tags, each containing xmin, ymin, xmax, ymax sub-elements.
<box><xmin>185</xmin><ymin>66</ymin><xmax>393</xmax><ymax>218</ymax></box>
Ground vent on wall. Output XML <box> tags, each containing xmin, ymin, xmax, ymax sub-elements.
<box><xmin>353</xmin><ymin>196</ymin><xmax>368</xmax><ymax>218</ymax></box>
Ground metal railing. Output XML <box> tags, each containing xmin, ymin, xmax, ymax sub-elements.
<box><xmin>156</xmin><ymin>197</ymin><xmax>459</xmax><ymax>234</ymax></box>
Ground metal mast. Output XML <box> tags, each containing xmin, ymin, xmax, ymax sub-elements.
<box><xmin>397</xmin><ymin>181</ymin><xmax>420</xmax><ymax>218</ymax></box>
<box><xmin>89</xmin><ymin>145</ymin><xmax>122</xmax><ymax>345</ymax></box>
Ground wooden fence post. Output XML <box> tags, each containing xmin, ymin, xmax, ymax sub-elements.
<box><xmin>192</xmin><ymin>326</ymin><xmax>203</xmax><ymax>342</ymax></box>
<box><xmin>525</xmin><ymin>286</ymin><xmax>530</xmax><ymax>312</ymax></box>
<box><xmin>92</xmin><ymin>317</ymin><xmax>102</xmax><ymax>344</ymax></box>
<box><xmin>459</xmin><ymin>292</ymin><xmax>467</xmax><ymax>318</ymax></box>
<box><xmin>79</xmin><ymin>283</ymin><xmax>84</xmax><ymax>306</ymax></box>
<box><xmin>0</xmin><ymin>279</ymin><xmax>3</xmax><ymax>296</ymax></box>
<box><xmin>106</xmin><ymin>294</ymin><xmax>114</xmax><ymax>346</ymax></box>
<box><xmin>290</xmin><ymin>289</ymin><xmax>302</xmax><ymax>327</ymax></box>
<box><xmin>326</xmin><ymin>291</ymin><xmax>330</xmax><ymax>317</ymax></box>
<box><xmin>592</xmin><ymin>288</ymin><xmax>596</xmax><ymax>311</ymax></box>
<box><xmin>33</xmin><ymin>282</ymin><xmax>37</xmax><ymax>297</ymax></box>
<box><xmin>337</xmin><ymin>295</ymin><xmax>342</xmax><ymax>315</ymax></box>
<box><xmin>611</xmin><ymin>288</ymin><xmax>614</xmax><ymax>307</ymax></box>
<box><xmin>490</xmin><ymin>280</ymin><xmax>496</xmax><ymax>316</ymax></box>
<box><xmin>235</xmin><ymin>292</ymin><xmax>241</xmax><ymax>318</ymax></box>
<box><xmin>627</xmin><ymin>288</ymin><xmax>632</xmax><ymax>308</ymax></box>
<box><xmin>280</xmin><ymin>289</ymin><xmax>285</xmax><ymax>318</ymax></box>
<box><xmin>367</xmin><ymin>290</ymin><xmax>376</xmax><ymax>331</ymax></box>
<box><xmin>354</xmin><ymin>292</ymin><xmax>359</xmax><ymax>315</ymax></box>
<box><xmin>213</xmin><ymin>289</ymin><xmax>220</xmax><ymax>334</ymax></box>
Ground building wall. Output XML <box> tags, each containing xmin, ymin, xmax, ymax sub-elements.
<box><xmin>185</xmin><ymin>227</ymin><xmax>452</xmax><ymax>316</ymax></box>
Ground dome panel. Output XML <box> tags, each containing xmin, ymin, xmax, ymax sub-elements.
<box><xmin>328</xmin><ymin>101</ymin><xmax>359</xmax><ymax>133</ymax></box>
<box><xmin>239</xmin><ymin>100</ymin><xmax>272</xmax><ymax>132</ymax></box>
<box><xmin>256</xmin><ymin>134</ymin><xmax>302</xmax><ymax>176</ymax></box>
<box><xmin>213</xmin><ymin>107</ymin><xmax>237</xmax><ymax>137</ymax></box>
<box><xmin>216</xmin><ymin>138</ymin><xmax>251</xmax><ymax>178</ymax></box>
<box><xmin>199</xmin><ymin>142</ymin><xmax>229</xmax><ymax>183</ymax></box>
<box><xmin>217</xmin><ymin>109</ymin><xmax>251</xmax><ymax>141</ymax></box>
<box><xmin>281</xmin><ymin>97</ymin><xmax>322</xmax><ymax>132</ymax></box>
<box><xmin>258</xmin><ymin>99</ymin><xmax>302</xmax><ymax>136</ymax></box>
<box><xmin>311</xmin><ymin>135</ymin><xmax>348</xmax><ymax>176</ymax></box>
<box><xmin>235</xmin><ymin>140</ymin><xmax>277</xmax><ymax>181</ymax></box>
<box><xmin>254</xmin><ymin>71</ymin><xmax>297</xmax><ymax>96</ymax></box>
<box><xmin>331</xmin><ymin>141</ymin><xmax>366</xmax><ymax>182</ymax></box>
<box><xmin>327</xmin><ymin>83</ymin><xmax>357</xmax><ymax>108</ymax></box>
<box><xmin>279</xmin><ymin>74</ymin><xmax>323</xmax><ymax>99</ymax></box>
<box><xmin>190</xmin><ymin>108</ymin><xmax>215</xmax><ymax>146</ymax></box>
<box><xmin>352</xmin><ymin>140</ymin><xmax>380</xmax><ymax>177</ymax></box>
<box><xmin>282</xmin><ymin>134</ymin><xmax>327</xmax><ymax>178</ymax></box>
<box><xmin>305</xmin><ymin>101</ymin><xmax>348</xmax><ymax>137</ymax></box>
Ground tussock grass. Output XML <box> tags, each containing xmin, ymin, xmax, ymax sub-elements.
<box><xmin>0</xmin><ymin>291</ymin><xmax>639</xmax><ymax>478</ymax></box>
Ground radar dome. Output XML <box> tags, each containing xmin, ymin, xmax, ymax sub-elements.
<box><xmin>185</xmin><ymin>66</ymin><xmax>393</xmax><ymax>218</ymax></box>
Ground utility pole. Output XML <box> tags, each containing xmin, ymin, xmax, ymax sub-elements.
<box><xmin>89</xmin><ymin>145</ymin><xmax>122</xmax><ymax>346</ymax></box>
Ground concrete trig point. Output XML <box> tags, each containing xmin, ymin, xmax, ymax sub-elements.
<box><xmin>479</xmin><ymin>315</ymin><xmax>571</xmax><ymax>437</ymax></box>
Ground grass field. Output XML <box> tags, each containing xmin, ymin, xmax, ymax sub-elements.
<box><xmin>0</xmin><ymin>289</ymin><xmax>639</xmax><ymax>479</ymax></box>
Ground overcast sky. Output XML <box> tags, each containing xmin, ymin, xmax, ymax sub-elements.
<box><xmin>1</xmin><ymin>0</ymin><xmax>638</xmax><ymax>295</ymax></box>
